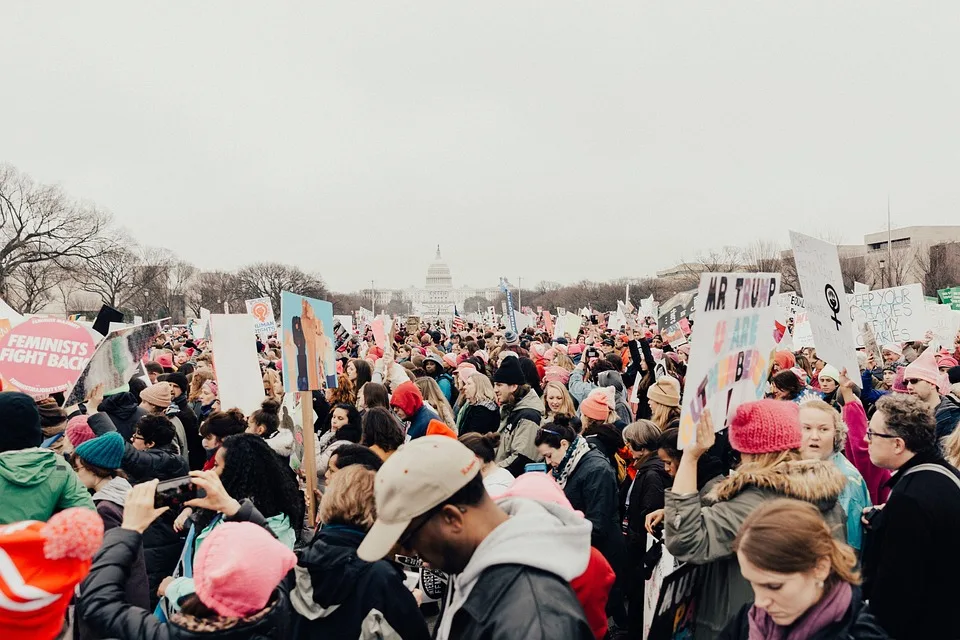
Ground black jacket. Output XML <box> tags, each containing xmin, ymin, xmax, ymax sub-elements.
<box><xmin>457</xmin><ymin>403</ymin><xmax>501</xmax><ymax>436</ymax></box>
<box><xmin>935</xmin><ymin>394</ymin><xmax>960</xmax><ymax>439</ymax></box>
<box><xmin>620</xmin><ymin>457</ymin><xmax>670</xmax><ymax>562</ymax></box>
<box><xmin>287</xmin><ymin>525</ymin><xmax>430</xmax><ymax>640</ymax></box>
<box><xmin>563</xmin><ymin>447</ymin><xmax>627</xmax><ymax>576</ymax></box>
<box><xmin>173</xmin><ymin>393</ymin><xmax>204</xmax><ymax>471</ymax></box>
<box><xmin>445</xmin><ymin>564</ymin><xmax>594</xmax><ymax>640</ymax></box>
<box><xmin>718</xmin><ymin>587</ymin><xmax>888</xmax><ymax>639</ymax></box>
<box><xmin>861</xmin><ymin>450</ymin><xmax>960</xmax><ymax>639</ymax></box>
<box><xmin>98</xmin><ymin>392</ymin><xmax>148</xmax><ymax>441</ymax></box>
<box><xmin>624</xmin><ymin>339</ymin><xmax>656</xmax><ymax>419</ymax></box>
<box><xmin>78</xmin><ymin>528</ymin><xmax>291</xmax><ymax>639</ymax></box>
<box><xmin>122</xmin><ymin>442</ymin><xmax>189</xmax><ymax>486</ymax></box>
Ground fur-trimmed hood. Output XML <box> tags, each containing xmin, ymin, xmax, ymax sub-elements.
<box><xmin>708</xmin><ymin>458</ymin><xmax>847</xmax><ymax>510</ymax></box>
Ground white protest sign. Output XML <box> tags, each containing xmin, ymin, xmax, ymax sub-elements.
<box><xmin>210</xmin><ymin>314</ymin><xmax>266</xmax><ymax>417</ymax></box>
<box><xmin>333</xmin><ymin>315</ymin><xmax>354</xmax><ymax>334</ymax></box>
<box><xmin>792</xmin><ymin>312</ymin><xmax>816</xmax><ymax>349</ymax></box>
<box><xmin>245</xmin><ymin>297</ymin><xmax>278</xmax><ymax>337</ymax></box>
<box><xmin>789</xmin><ymin>232</ymin><xmax>860</xmax><ymax>384</ymax></box>
<box><xmin>854</xmin><ymin>282</ymin><xmax>870</xmax><ymax>294</ymax></box>
<box><xmin>847</xmin><ymin>284</ymin><xmax>926</xmax><ymax>348</ymax></box>
<box><xmin>640</xmin><ymin>295</ymin><xmax>657</xmax><ymax>321</ymax></box>
<box><xmin>0</xmin><ymin>298</ymin><xmax>25</xmax><ymax>327</ymax></box>
<box><xmin>514</xmin><ymin>313</ymin><xmax>534</xmax><ymax>332</ymax></box>
<box><xmin>678</xmin><ymin>273</ymin><xmax>780</xmax><ymax>448</ymax></box>
<box><xmin>926</xmin><ymin>303</ymin><xmax>960</xmax><ymax>352</ymax></box>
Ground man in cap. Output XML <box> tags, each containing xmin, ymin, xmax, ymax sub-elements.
<box><xmin>903</xmin><ymin>348</ymin><xmax>960</xmax><ymax>438</ymax></box>
<box><xmin>491</xmin><ymin>357</ymin><xmax>543</xmax><ymax>476</ymax></box>
<box><xmin>357</xmin><ymin>436</ymin><xmax>594</xmax><ymax>639</ymax></box>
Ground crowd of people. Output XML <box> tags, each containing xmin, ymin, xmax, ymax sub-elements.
<box><xmin>2</xmin><ymin>310</ymin><xmax>960</xmax><ymax>639</ymax></box>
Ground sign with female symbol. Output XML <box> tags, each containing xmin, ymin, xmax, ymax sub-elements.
<box><xmin>245</xmin><ymin>297</ymin><xmax>278</xmax><ymax>337</ymax></box>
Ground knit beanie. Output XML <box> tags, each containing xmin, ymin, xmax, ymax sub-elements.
<box><xmin>892</xmin><ymin>366</ymin><xmax>909</xmax><ymax>393</ymax></box>
<box><xmin>493</xmin><ymin>356</ymin><xmax>526</xmax><ymax>386</ymax></box>
<box><xmin>949</xmin><ymin>366</ymin><xmax>960</xmax><ymax>386</ymax></box>
<box><xmin>139</xmin><ymin>384</ymin><xmax>172</xmax><ymax>408</ymax></box>
<box><xmin>881</xmin><ymin>343</ymin><xmax>904</xmax><ymax>358</ymax></box>
<box><xmin>581</xmin><ymin>387</ymin><xmax>615</xmax><ymax>421</ymax></box>
<box><xmin>166</xmin><ymin>373</ymin><xmax>189</xmax><ymax>396</ymax></box>
<box><xmin>904</xmin><ymin>348</ymin><xmax>940</xmax><ymax>387</ymax></box>
<box><xmin>729</xmin><ymin>400</ymin><xmax>802</xmax><ymax>454</ymax></box>
<box><xmin>194</xmin><ymin>521</ymin><xmax>297</xmax><ymax>617</ymax></box>
<box><xmin>818</xmin><ymin>364</ymin><xmax>841</xmax><ymax>385</ymax></box>
<box><xmin>457</xmin><ymin>363</ymin><xmax>478</xmax><ymax>381</ymax></box>
<box><xmin>647</xmin><ymin>376</ymin><xmax>681</xmax><ymax>408</ymax></box>
<box><xmin>543</xmin><ymin>365</ymin><xmax>571</xmax><ymax>385</ymax></box>
<box><xmin>774</xmin><ymin>351</ymin><xmax>796</xmax><ymax>372</ymax></box>
<box><xmin>390</xmin><ymin>381</ymin><xmax>424</xmax><ymax>416</ymax></box>
<box><xmin>0</xmin><ymin>508</ymin><xmax>104</xmax><ymax>640</ymax></box>
<box><xmin>442</xmin><ymin>353</ymin><xmax>458</xmax><ymax>369</ymax></box>
<box><xmin>65</xmin><ymin>415</ymin><xmax>96</xmax><ymax>448</ymax></box>
<box><xmin>74</xmin><ymin>432</ymin><xmax>125</xmax><ymax>470</ymax></box>
<box><xmin>36</xmin><ymin>398</ymin><xmax>67</xmax><ymax>428</ymax></box>
<box><xmin>504</xmin><ymin>331</ymin><xmax>519</xmax><ymax>346</ymax></box>
<box><xmin>0</xmin><ymin>392</ymin><xmax>43</xmax><ymax>452</ymax></box>
<box><xmin>426</xmin><ymin>419</ymin><xmax>457</xmax><ymax>439</ymax></box>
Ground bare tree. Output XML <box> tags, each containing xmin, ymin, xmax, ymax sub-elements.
<box><xmin>186</xmin><ymin>271</ymin><xmax>244</xmax><ymax>317</ymax></box>
<box><xmin>6</xmin><ymin>262</ymin><xmax>62</xmax><ymax>313</ymax></box>
<box><xmin>235</xmin><ymin>262</ymin><xmax>328</xmax><ymax>315</ymax></box>
<box><xmin>917</xmin><ymin>241</ymin><xmax>960</xmax><ymax>296</ymax></box>
<box><xmin>840</xmin><ymin>255</ymin><xmax>869</xmax><ymax>293</ymax></box>
<box><xmin>744</xmin><ymin>240</ymin><xmax>784</xmax><ymax>273</ymax></box>
<box><xmin>77</xmin><ymin>236</ymin><xmax>142</xmax><ymax>309</ymax></box>
<box><xmin>0</xmin><ymin>165</ymin><xmax>107</xmax><ymax>300</ymax></box>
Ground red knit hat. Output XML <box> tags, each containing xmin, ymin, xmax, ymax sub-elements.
<box><xmin>728</xmin><ymin>400</ymin><xmax>802</xmax><ymax>454</ymax></box>
<box><xmin>0</xmin><ymin>508</ymin><xmax>104</xmax><ymax>640</ymax></box>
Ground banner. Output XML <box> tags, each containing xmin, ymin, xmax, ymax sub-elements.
<box><xmin>280</xmin><ymin>292</ymin><xmax>337</xmax><ymax>392</ymax></box>
<box><xmin>500</xmin><ymin>279</ymin><xmax>518</xmax><ymax>334</ymax></box>
<box><xmin>67</xmin><ymin>321</ymin><xmax>164</xmax><ymax>404</ymax></box>
<box><xmin>0</xmin><ymin>318</ymin><xmax>98</xmax><ymax>397</ymax></box>
<box><xmin>789</xmin><ymin>232</ymin><xmax>860</xmax><ymax>384</ymax></box>
<box><xmin>678</xmin><ymin>273</ymin><xmax>780</xmax><ymax>448</ymax></box>
<box><xmin>848</xmin><ymin>284</ymin><xmax>926</xmax><ymax>348</ymax></box>
<box><xmin>658</xmin><ymin>290</ymin><xmax>697</xmax><ymax>329</ymax></box>
<box><xmin>245</xmin><ymin>297</ymin><xmax>278</xmax><ymax>337</ymax></box>
<box><xmin>210</xmin><ymin>314</ymin><xmax>265</xmax><ymax>417</ymax></box>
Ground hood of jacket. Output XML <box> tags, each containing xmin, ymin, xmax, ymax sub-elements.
<box><xmin>390</xmin><ymin>381</ymin><xmax>424</xmax><ymax>416</ymax></box>
<box><xmin>170</xmin><ymin>592</ymin><xmax>287</xmax><ymax>637</ymax></box>
<box><xmin>0</xmin><ymin>448</ymin><xmax>58</xmax><ymax>486</ymax></box>
<box><xmin>708</xmin><ymin>458</ymin><xmax>847</xmax><ymax>509</ymax></box>
<box><xmin>266</xmin><ymin>428</ymin><xmax>295</xmax><ymax>458</ymax></box>
<box><xmin>92</xmin><ymin>476</ymin><xmax>133</xmax><ymax>505</ymax></box>
<box><xmin>502</xmin><ymin>387</ymin><xmax>545</xmax><ymax>417</ymax></box>
<box><xmin>596</xmin><ymin>371</ymin><xmax>625</xmax><ymax>396</ymax></box>
<box><xmin>98</xmin><ymin>392</ymin><xmax>139</xmax><ymax>419</ymax></box>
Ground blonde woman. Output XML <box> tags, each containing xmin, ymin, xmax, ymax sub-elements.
<box><xmin>543</xmin><ymin>381</ymin><xmax>576</xmax><ymax>422</ymax></box>
<box><xmin>648</xmin><ymin>376</ymin><xmax>681</xmax><ymax>430</ymax></box>
<box><xmin>188</xmin><ymin>369</ymin><xmax>216</xmax><ymax>417</ymax></box>
<box><xmin>262</xmin><ymin>367</ymin><xmax>283</xmax><ymax>403</ymax></box>
<box><xmin>456</xmin><ymin>373</ymin><xmax>500</xmax><ymax>435</ymax></box>
<box><xmin>415</xmin><ymin>376</ymin><xmax>456</xmax><ymax>428</ymax></box>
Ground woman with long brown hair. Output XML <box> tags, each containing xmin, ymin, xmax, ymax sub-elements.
<box><xmin>718</xmin><ymin>499</ymin><xmax>886</xmax><ymax>639</ymax></box>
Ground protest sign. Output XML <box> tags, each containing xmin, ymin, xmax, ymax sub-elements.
<box><xmin>561</xmin><ymin>312</ymin><xmax>582</xmax><ymax>339</ymax></box>
<box><xmin>406</xmin><ymin>316</ymin><xmax>421</xmax><ymax>335</ymax></box>
<box><xmin>333</xmin><ymin>314</ymin><xmax>354</xmax><ymax>335</ymax></box>
<box><xmin>210</xmin><ymin>314</ymin><xmax>265</xmax><ymax>417</ymax></box>
<box><xmin>640</xmin><ymin>295</ymin><xmax>658</xmax><ymax>324</ymax></box>
<box><xmin>854</xmin><ymin>282</ymin><xmax>870</xmax><ymax>294</ymax></box>
<box><xmin>789</xmin><ymin>232</ymin><xmax>860</xmax><ymax>384</ymax></box>
<box><xmin>542</xmin><ymin>310</ymin><xmax>554</xmax><ymax>337</ymax></box>
<box><xmin>660</xmin><ymin>323</ymin><xmax>688</xmax><ymax>347</ymax></box>
<box><xmin>372</xmin><ymin>316</ymin><xmax>388</xmax><ymax>349</ymax></box>
<box><xmin>67</xmin><ymin>321</ymin><xmax>163</xmax><ymax>404</ymax></box>
<box><xmin>658</xmin><ymin>290</ymin><xmax>697</xmax><ymax>329</ymax></box>
<box><xmin>93</xmin><ymin>305</ymin><xmax>124</xmax><ymax>337</ymax></box>
<box><xmin>938</xmin><ymin>287</ymin><xmax>960</xmax><ymax>310</ymax></box>
<box><xmin>648</xmin><ymin>561</ymin><xmax>703</xmax><ymax>639</ymax></box>
<box><xmin>678</xmin><ymin>273</ymin><xmax>780</xmax><ymax>448</ymax></box>
<box><xmin>245</xmin><ymin>297</ymin><xmax>278</xmax><ymax>337</ymax></box>
<box><xmin>0</xmin><ymin>298</ymin><xmax>25</xmax><ymax>327</ymax></box>
<box><xmin>643</xmin><ymin>541</ymin><xmax>677</xmax><ymax>640</ymax></box>
<box><xmin>0</xmin><ymin>319</ymin><xmax>10</xmax><ymax>341</ymax></box>
<box><xmin>792</xmin><ymin>312</ymin><xmax>816</xmax><ymax>349</ymax></box>
<box><xmin>500</xmin><ymin>279</ymin><xmax>519</xmax><ymax>334</ymax></box>
<box><xmin>280</xmin><ymin>291</ymin><xmax>337</xmax><ymax>393</ymax></box>
<box><xmin>926</xmin><ymin>302</ymin><xmax>960</xmax><ymax>352</ymax></box>
<box><xmin>848</xmin><ymin>284</ymin><xmax>926</xmax><ymax>348</ymax></box>
<box><xmin>861</xmin><ymin>322</ymin><xmax>884</xmax><ymax>365</ymax></box>
<box><xmin>0</xmin><ymin>318</ymin><xmax>98</xmax><ymax>397</ymax></box>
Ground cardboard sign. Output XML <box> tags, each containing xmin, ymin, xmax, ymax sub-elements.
<box><xmin>280</xmin><ymin>292</ymin><xmax>338</xmax><ymax>393</ymax></box>
<box><xmin>67</xmin><ymin>321</ymin><xmax>163</xmax><ymax>404</ymax></box>
<box><xmin>372</xmin><ymin>316</ymin><xmax>388</xmax><ymax>349</ymax></box>
<box><xmin>789</xmin><ymin>232</ymin><xmax>860</xmax><ymax>384</ymax></box>
<box><xmin>0</xmin><ymin>318</ymin><xmax>98</xmax><ymax>397</ymax></box>
<box><xmin>333</xmin><ymin>315</ymin><xmax>354</xmax><ymax>335</ymax></box>
<box><xmin>210</xmin><ymin>314</ymin><xmax>266</xmax><ymax>417</ymax></box>
<box><xmin>678</xmin><ymin>273</ymin><xmax>780</xmax><ymax>448</ymax></box>
<box><xmin>792</xmin><ymin>312</ymin><xmax>816</xmax><ymax>348</ymax></box>
<box><xmin>648</xmin><ymin>561</ymin><xmax>703</xmax><ymax>639</ymax></box>
<box><xmin>848</xmin><ymin>284</ymin><xmax>926</xmax><ymax>348</ymax></box>
<box><xmin>406</xmin><ymin>316</ymin><xmax>421</xmax><ymax>335</ymax></box>
<box><xmin>245</xmin><ymin>297</ymin><xmax>278</xmax><ymax>337</ymax></box>
<box><xmin>642</xmin><ymin>541</ymin><xmax>677</xmax><ymax>640</ymax></box>
<box><xmin>854</xmin><ymin>282</ymin><xmax>870</xmax><ymax>294</ymax></box>
<box><xmin>926</xmin><ymin>303</ymin><xmax>960</xmax><ymax>352</ymax></box>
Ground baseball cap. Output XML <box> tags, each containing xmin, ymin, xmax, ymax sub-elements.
<box><xmin>357</xmin><ymin>436</ymin><xmax>481</xmax><ymax>562</ymax></box>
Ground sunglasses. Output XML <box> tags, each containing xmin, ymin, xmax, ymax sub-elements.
<box><xmin>905</xmin><ymin>378</ymin><xmax>924</xmax><ymax>386</ymax></box>
<box><xmin>866</xmin><ymin>429</ymin><xmax>899</xmax><ymax>441</ymax></box>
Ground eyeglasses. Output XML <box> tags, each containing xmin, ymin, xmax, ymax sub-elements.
<box><xmin>865</xmin><ymin>429</ymin><xmax>899</xmax><ymax>441</ymax></box>
<box><xmin>131</xmin><ymin>433</ymin><xmax>144</xmax><ymax>441</ymax></box>
<box><xmin>905</xmin><ymin>378</ymin><xmax>924</xmax><ymax>386</ymax></box>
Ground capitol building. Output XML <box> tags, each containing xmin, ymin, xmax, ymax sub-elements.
<box><xmin>372</xmin><ymin>247</ymin><xmax>500</xmax><ymax>317</ymax></box>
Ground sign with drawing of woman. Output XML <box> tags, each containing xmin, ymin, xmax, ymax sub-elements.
<box><xmin>280</xmin><ymin>291</ymin><xmax>338</xmax><ymax>392</ymax></box>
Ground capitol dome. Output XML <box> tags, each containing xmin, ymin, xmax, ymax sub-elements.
<box><xmin>426</xmin><ymin>246</ymin><xmax>453</xmax><ymax>290</ymax></box>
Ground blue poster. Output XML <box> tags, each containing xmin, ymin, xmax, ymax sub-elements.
<box><xmin>280</xmin><ymin>291</ymin><xmax>338</xmax><ymax>392</ymax></box>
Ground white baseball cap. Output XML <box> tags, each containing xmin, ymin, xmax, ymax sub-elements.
<box><xmin>357</xmin><ymin>435</ymin><xmax>481</xmax><ymax>562</ymax></box>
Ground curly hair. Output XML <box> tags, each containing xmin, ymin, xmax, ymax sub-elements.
<box><xmin>799</xmin><ymin>399</ymin><xmax>848</xmax><ymax>453</ymax></box>
<box><xmin>329</xmin><ymin>374</ymin><xmax>356</xmax><ymax>405</ymax></box>
<box><xmin>211</xmin><ymin>434</ymin><xmax>304</xmax><ymax>539</ymax></box>
<box><xmin>874</xmin><ymin>393</ymin><xmax>937</xmax><ymax>453</ymax></box>
<box><xmin>199</xmin><ymin>408</ymin><xmax>247</xmax><ymax>440</ymax></box>
<box><xmin>135</xmin><ymin>414</ymin><xmax>176</xmax><ymax>447</ymax></box>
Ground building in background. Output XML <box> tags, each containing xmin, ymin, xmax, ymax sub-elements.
<box><xmin>863</xmin><ymin>225</ymin><xmax>960</xmax><ymax>290</ymax></box>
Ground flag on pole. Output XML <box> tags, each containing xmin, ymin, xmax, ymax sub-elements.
<box><xmin>452</xmin><ymin>305</ymin><xmax>466</xmax><ymax>333</ymax></box>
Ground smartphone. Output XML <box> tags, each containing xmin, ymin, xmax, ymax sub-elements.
<box><xmin>154</xmin><ymin>476</ymin><xmax>198</xmax><ymax>511</ymax></box>
<box><xmin>524</xmin><ymin>462</ymin><xmax>549</xmax><ymax>474</ymax></box>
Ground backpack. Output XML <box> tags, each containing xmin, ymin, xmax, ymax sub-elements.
<box><xmin>437</xmin><ymin>372</ymin><xmax>459</xmax><ymax>406</ymax></box>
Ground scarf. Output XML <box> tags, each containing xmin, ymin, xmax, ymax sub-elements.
<box><xmin>552</xmin><ymin>436</ymin><xmax>592</xmax><ymax>489</ymax></box>
<box><xmin>748</xmin><ymin>581</ymin><xmax>853</xmax><ymax>640</ymax></box>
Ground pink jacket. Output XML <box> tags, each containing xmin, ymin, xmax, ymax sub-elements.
<box><xmin>843</xmin><ymin>400</ymin><xmax>891</xmax><ymax>504</ymax></box>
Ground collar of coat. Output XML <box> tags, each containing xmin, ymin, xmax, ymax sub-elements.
<box><xmin>707</xmin><ymin>458</ymin><xmax>847</xmax><ymax>505</ymax></box>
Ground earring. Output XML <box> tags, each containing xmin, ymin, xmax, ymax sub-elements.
<box><xmin>816</xmin><ymin>580</ymin><xmax>824</xmax><ymax>588</ymax></box>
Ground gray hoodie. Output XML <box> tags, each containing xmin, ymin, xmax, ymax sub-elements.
<box><xmin>92</xmin><ymin>476</ymin><xmax>133</xmax><ymax>506</ymax></box>
<box><xmin>435</xmin><ymin>497</ymin><xmax>592</xmax><ymax>640</ymax></box>
<box><xmin>597</xmin><ymin>371</ymin><xmax>632</xmax><ymax>425</ymax></box>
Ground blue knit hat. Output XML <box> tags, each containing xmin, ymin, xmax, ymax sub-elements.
<box><xmin>75</xmin><ymin>432</ymin><xmax>125</xmax><ymax>470</ymax></box>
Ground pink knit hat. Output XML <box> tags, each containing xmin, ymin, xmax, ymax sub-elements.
<box><xmin>543</xmin><ymin>365</ymin><xmax>571</xmax><ymax>385</ymax></box>
<box><xmin>728</xmin><ymin>400</ymin><xmax>802</xmax><ymax>454</ymax></box>
<box><xmin>904</xmin><ymin>348</ymin><xmax>940</xmax><ymax>387</ymax></box>
<box><xmin>66</xmin><ymin>415</ymin><xmax>96</xmax><ymax>448</ymax></box>
<box><xmin>581</xmin><ymin>387</ymin><xmax>615</xmax><ymax>421</ymax></box>
<box><xmin>493</xmin><ymin>471</ymin><xmax>580</xmax><ymax>517</ymax></box>
<box><xmin>442</xmin><ymin>353</ymin><xmax>458</xmax><ymax>369</ymax></box>
<box><xmin>457</xmin><ymin>363</ymin><xmax>478</xmax><ymax>381</ymax></box>
<box><xmin>194</xmin><ymin>522</ymin><xmax>297</xmax><ymax>617</ymax></box>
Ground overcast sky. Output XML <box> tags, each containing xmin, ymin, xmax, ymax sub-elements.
<box><xmin>3</xmin><ymin>3</ymin><xmax>959</xmax><ymax>292</ymax></box>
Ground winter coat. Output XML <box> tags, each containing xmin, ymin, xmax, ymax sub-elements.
<box><xmin>717</xmin><ymin>587</ymin><xmax>888</xmax><ymax>640</ymax></box>
<box><xmin>172</xmin><ymin>393</ymin><xmax>204</xmax><ymax>471</ymax></box>
<box><xmin>563</xmin><ymin>447</ymin><xmax>627</xmax><ymax>578</ymax></box>
<box><xmin>664</xmin><ymin>458</ymin><xmax>848</xmax><ymax>640</ymax></box>
<box><xmin>861</xmin><ymin>450</ymin><xmax>960</xmax><ymax>639</ymax></box>
<box><xmin>97</xmin><ymin>392</ymin><xmax>148</xmax><ymax>441</ymax></box>
<box><xmin>831</xmin><ymin>451</ymin><xmax>871</xmax><ymax>551</ymax></box>
<box><xmin>287</xmin><ymin>525</ymin><xmax>430</xmax><ymax>640</ymax></box>
<box><xmin>121</xmin><ymin>442</ymin><xmax>189</xmax><ymax>486</ymax></box>
<box><xmin>435</xmin><ymin>498</ymin><xmax>594</xmax><ymax>640</ymax></box>
<box><xmin>456</xmin><ymin>401</ymin><xmax>500</xmax><ymax>436</ymax></box>
<box><xmin>625</xmin><ymin>339</ymin><xmax>657</xmax><ymax>420</ymax></box>
<box><xmin>406</xmin><ymin>404</ymin><xmax>439</xmax><ymax>440</ymax></box>
<box><xmin>78</xmin><ymin>528</ymin><xmax>292</xmax><ymax>640</ymax></box>
<box><xmin>935</xmin><ymin>393</ymin><xmax>960</xmax><ymax>439</ymax></box>
<box><xmin>568</xmin><ymin>367</ymin><xmax>596</xmax><ymax>404</ymax></box>
<box><xmin>495</xmin><ymin>388</ymin><xmax>544</xmax><ymax>476</ymax></box>
<box><xmin>621</xmin><ymin>457</ymin><xmax>670</xmax><ymax>576</ymax></box>
<box><xmin>0</xmin><ymin>448</ymin><xmax>94</xmax><ymax>525</ymax></box>
<box><xmin>842</xmin><ymin>401</ymin><xmax>891</xmax><ymax>505</ymax></box>
<box><xmin>571</xmin><ymin>547</ymin><xmax>616</xmax><ymax>640</ymax></box>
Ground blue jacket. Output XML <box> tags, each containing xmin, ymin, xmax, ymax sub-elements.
<box><xmin>407</xmin><ymin>405</ymin><xmax>439</xmax><ymax>440</ymax></box>
<box><xmin>831</xmin><ymin>451</ymin><xmax>871</xmax><ymax>551</ymax></box>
